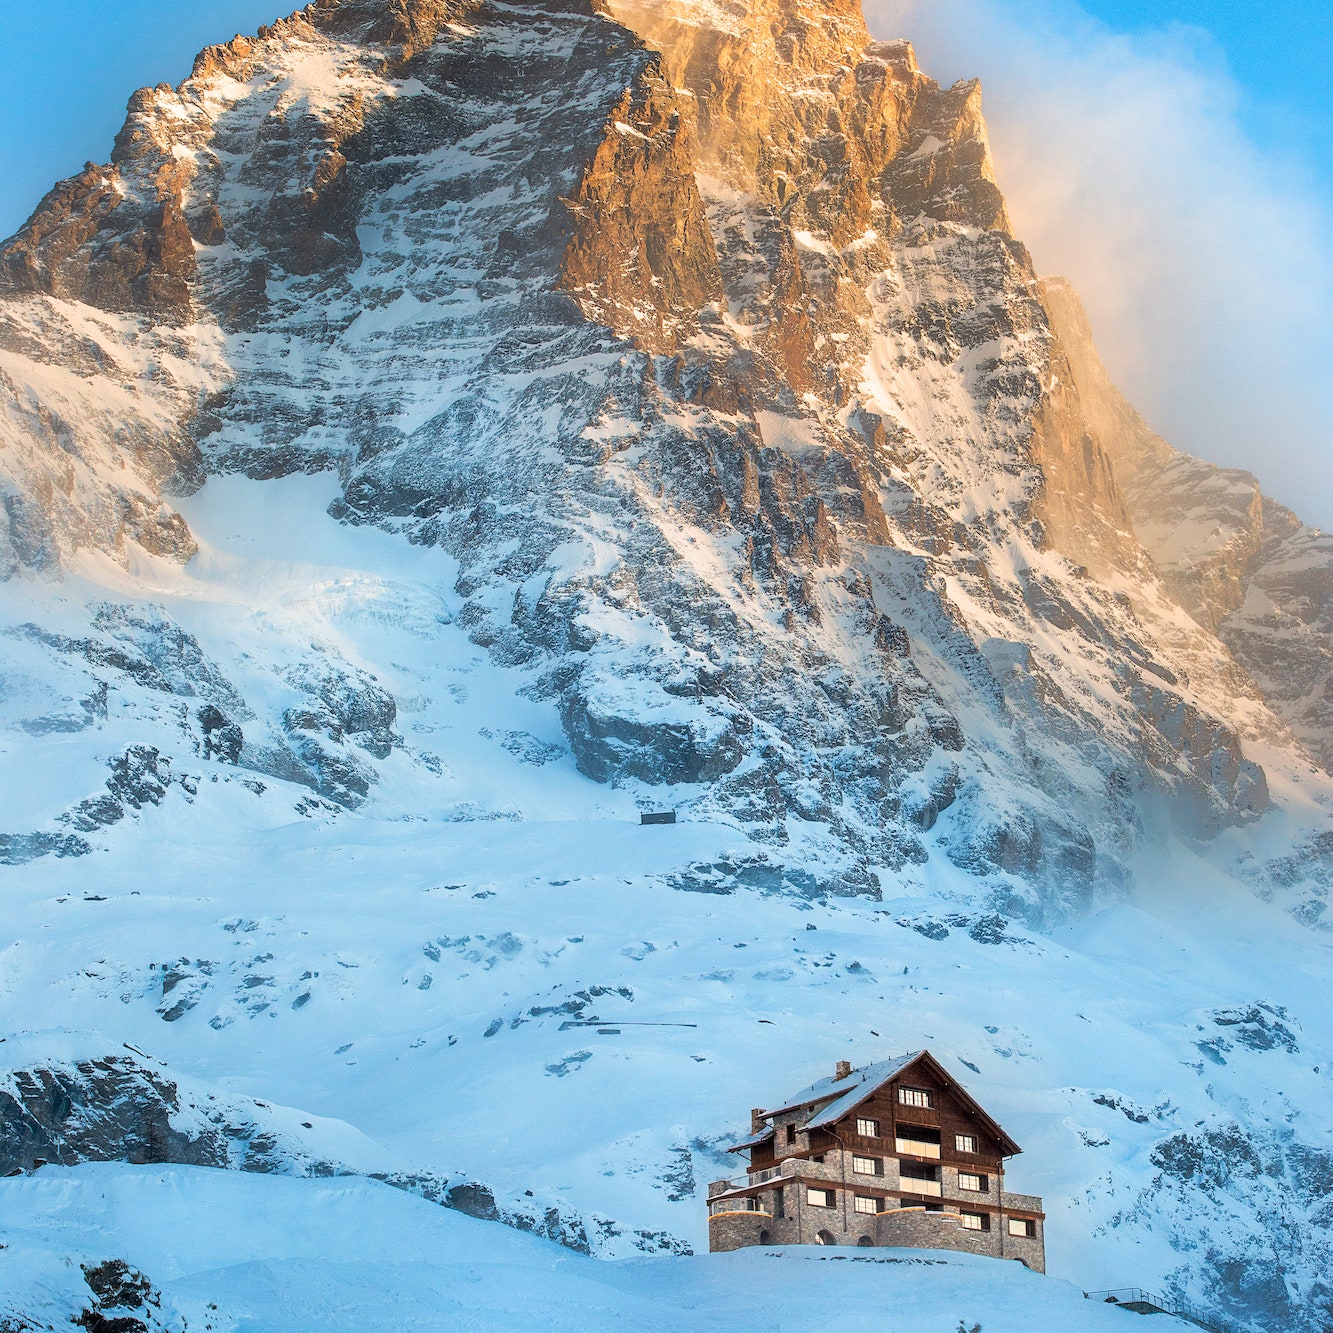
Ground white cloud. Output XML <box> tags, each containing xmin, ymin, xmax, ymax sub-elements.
<box><xmin>865</xmin><ymin>0</ymin><xmax>1333</xmax><ymax>529</ymax></box>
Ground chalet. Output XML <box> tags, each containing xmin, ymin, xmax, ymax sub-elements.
<box><xmin>707</xmin><ymin>1050</ymin><xmax>1045</xmax><ymax>1271</ymax></box>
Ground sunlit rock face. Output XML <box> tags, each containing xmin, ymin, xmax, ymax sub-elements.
<box><xmin>1042</xmin><ymin>276</ymin><xmax>1333</xmax><ymax>776</ymax></box>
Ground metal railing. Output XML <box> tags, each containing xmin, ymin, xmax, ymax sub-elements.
<box><xmin>1085</xmin><ymin>1289</ymin><xmax>1243</xmax><ymax>1333</ymax></box>
<box><xmin>707</xmin><ymin>1176</ymin><xmax>748</xmax><ymax>1199</ymax></box>
<box><xmin>707</xmin><ymin>1197</ymin><xmax>771</xmax><ymax>1217</ymax></box>
<box><xmin>708</xmin><ymin>1164</ymin><xmax>789</xmax><ymax>1198</ymax></box>
<box><xmin>710</xmin><ymin>1157</ymin><xmax>855</xmax><ymax>1198</ymax></box>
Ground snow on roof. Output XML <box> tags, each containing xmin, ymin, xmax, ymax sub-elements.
<box><xmin>767</xmin><ymin>1051</ymin><xmax>924</xmax><ymax>1121</ymax></box>
<box><xmin>726</xmin><ymin>1124</ymin><xmax>775</xmax><ymax>1153</ymax></box>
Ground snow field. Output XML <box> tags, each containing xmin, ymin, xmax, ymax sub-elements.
<box><xmin>0</xmin><ymin>1164</ymin><xmax>1146</xmax><ymax>1332</ymax></box>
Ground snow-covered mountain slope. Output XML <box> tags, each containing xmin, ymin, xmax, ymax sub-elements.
<box><xmin>0</xmin><ymin>477</ymin><xmax>1329</xmax><ymax>1330</ymax></box>
<box><xmin>0</xmin><ymin>0</ymin><xmax>1331</xmax><ymax>1329</ymax></box>
<box><xmin>1</xmin><ymin>1164</ymin><xmax>1147</xmax><ymax>1332</ymax></box>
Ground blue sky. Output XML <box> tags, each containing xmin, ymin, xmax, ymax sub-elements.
<box><xmin>1093</xmin><ymin>2</ymin><xmax>1331</xmax><ymax>163</ymax></box>
<box><xmin>0</xmin><ymin>0</ymin><xmax>1329</xmax><ymax>522</ymax></box>
<box><xmin>869</xmin><ymin>0</ymin><xmax>1333</xmax><ymax>523</ymax></box>
<box><xmin>1039</xmin><ymin>0</ymin><xmax>1332</xmax><ymax>192</ymax></box>
<box><xmin>0</xmin><ymin>1</ymin><xmax>280</xmax><ymax>238</ymax></box>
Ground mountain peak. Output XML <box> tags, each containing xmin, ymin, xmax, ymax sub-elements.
<box><xmin>1</xmin><ymin>10</ymin><xmax>1331</xmax><ymax>1326</ymax></box>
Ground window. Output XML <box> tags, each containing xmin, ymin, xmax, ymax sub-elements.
<box><xmin>958</xmin><ymin>1172</ymin><xmax>988</xmax><ymax>1192</ymax></box>
<box><xmin>852</xmin><ymin>1155</ymin><xmax>882</xmax><ymax>1176</ymax></box>
<box><xmin>1008</xmin><ymin>1217</ymin><xmax>1037</xmax><ymax>1238</ymax></box>
<box><xmin>955</xmin><ymin>1134</ymin><xmax>977</xmax><ymax>1153</ymax></box>
<box><xmin>899</xmin><ymin>1086</ymin><xmax>933</xmax><ymax>1108</ymax></box>
<box><xmin>786</xmin><ymin>1124</ymin><xmax>797</xmax><ymax>1145</ymax></box>
<box><xmin>740</xmin><ymin>1196</ymin><xmax>760</xmax><ymax>1212</ymax></box>
<box><xmin>856</xmin><ymin>1117</ymin><xmax>880</xmax><ymax>1137</ymax></box>
<box><xmin>773</xmin><ymin>1189</ymin><xmax>785</xmax><ymax>1219</ymax></box>
<box><xmin>961</xmin><ymin>1212</ymin><xmax>989</xmax><ymax>1232</ymax></box>
<box><xmin>807</xmin><ymin>1187</ymin><xmax>835</xmax><ymax>1208</ymax></box>
<box><xmin>854</xmin><ymin>1195</ymin><xmax>878</xmax><ymax>1216</ymax></box>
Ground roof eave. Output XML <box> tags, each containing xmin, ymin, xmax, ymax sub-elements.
<box><xmin>765</xmin><ymin>1090</ymin><xmax>843</xmax><ymax>1117</ymax></box>
<box><xmin>804</xmin><ymin>1050</ymin><xmax>928</xmax><ymax>1132</ymax></box>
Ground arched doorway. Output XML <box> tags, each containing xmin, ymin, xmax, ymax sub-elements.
<box><xmin>759</xmin><ymin>1230</ymin><xmax>771</xmax><ymax>1245</ymax></box>
<box><xmin>857</xmin><ymin>1235</ymin><xmax>874</xmax><ymax>1247</ymax></box>
<box><xmin>815</xmin><ymin>1230</ymin><xmax>836</xmax><ymax>1246</ymax></box>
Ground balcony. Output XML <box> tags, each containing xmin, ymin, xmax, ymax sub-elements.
<box><xmin>895</xmin><ymin>1136</ymin><xmax>941</xmax><ymax>1159</ymax></box>
<box><xmin>711</xmin><ymin>1157</ymin><xmax>831</xmax><ymax>1201</ymax></box>
<box><xmin>708</xmin><ymin>1198</ymin><xmax>772</xmax><ymax>1217</ymax></box>
<box><xmin>709</xmin><ymin>1174</ymin><xmax>771</xmax><ymax>1200</ymax></box>
<box><xmin>756</xmin><ymin>1156</ymin><xmax>846</xmax><ymax>1184</ymax></box>
<box><xmin>899</xmin><ymin>1177</ymin><xmax>943</xmax><ymax>1198</ymax></box>
<box><xmin>894</xmin><ymin>1104</ymin><xmax>939</xmax><ymax>1125</ymax></box>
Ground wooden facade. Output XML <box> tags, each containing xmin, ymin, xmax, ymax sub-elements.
<box><xmin>707</xmin><ymin>1050</ymin><xmax>1046</xmax><ymax>1272</ymax></box>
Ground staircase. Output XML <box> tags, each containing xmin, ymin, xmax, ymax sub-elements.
<box><xmin>1085</xmin><ymin>1289</ymin><xmax>1242</xmax><ymax>1333</ymax></box>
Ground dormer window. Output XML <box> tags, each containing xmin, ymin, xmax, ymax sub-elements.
<box><xmin>899</xmin><ymin>1086</ymin><xmax>933</xmax><ymax>1108</ymax></box>
<box><xmin>786</xmin><ymin>1124</ymin><xmax>797</xmax><ymax>1145</ymax></box>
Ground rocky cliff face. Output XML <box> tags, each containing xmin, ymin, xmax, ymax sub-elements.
<box><xmin>1</xmin><ymin>0</ymin><xmax>1313</xmax><ymax>916</ymax></box>
<box><xmin>1042</xmin><ymin>276</ymin><xmax>1333</xmax><ymax>775</ymax></box>
<box><xmin>1</xmin><ymin>3</ymin><xmax>1331</xmax><ymax>1328</ymax></box>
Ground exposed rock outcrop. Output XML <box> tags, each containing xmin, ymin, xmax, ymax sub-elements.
<box><xmin>0</xmin><ymin>9</ymin><xmax>1329</xmax><ymax>1327</ymax></box>
<box><xmin>0</xmin><ymin>1036</ymin><xmax>682</xmax><ymax>1259</ymax></box>
<box><xmin>558</xmin><ymin>65</ymin><xmax>723</xmax><ymax>352</ymax></box>
<box><xmin>1105</xmin><ymin>1121</ymin><xmax>1333</xmax><ymax>1332</ymax></box>
<box><xmin>1043</xmin><ymin>276</ymin><xmax>1333</xmax><ymax>772</ymax></box>
<box><xmin>0</xmin><ymin>160</ymin><xmax>196</xmax><ymax>321</ymax></box>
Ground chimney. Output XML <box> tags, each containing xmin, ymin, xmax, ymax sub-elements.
<box><xmin>834</xmin><ymin>1060</ymin><xmax>852</xmax><ymax>1081</ymax></box>
<box><xmin>751</xmin><ymin>1107</ymin><xmax>766</xmax><ymax>1134</ymax></box>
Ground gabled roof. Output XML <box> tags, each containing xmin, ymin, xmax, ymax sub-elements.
<box><xmin>763</xmin><ymin>1049</ymin><xmax>1022</xmax><ymax>1157</ymax></box>
<box><xmin>807</xmin><ymin>1054</ymin><xmax>927</xmax><ymax>1132</ymax></box>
